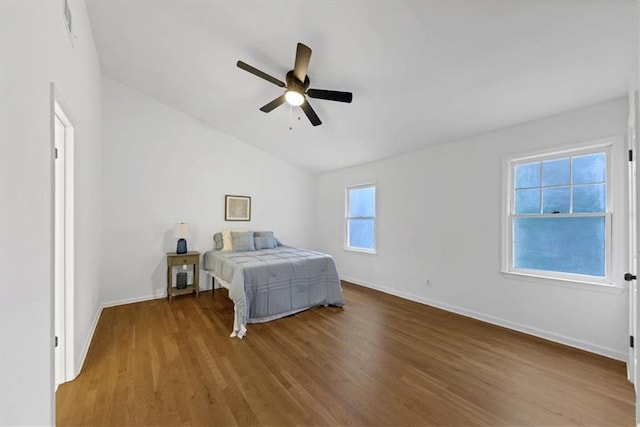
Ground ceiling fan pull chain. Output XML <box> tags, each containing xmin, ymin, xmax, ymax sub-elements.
<box><xmin>289</xmin><ymin>105</ymin><xmax>293</xmax><ymax>130</ymax></box>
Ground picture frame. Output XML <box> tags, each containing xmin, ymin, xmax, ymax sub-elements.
<box><xmin>225</xmin><ymin>195</ymin><xmax>251</xmax><ymax>221</ymax></box>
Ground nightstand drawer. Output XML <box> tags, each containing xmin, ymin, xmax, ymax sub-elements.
<box><xmin>176</xmin><ymin>256</ymin><xmax>195</xmax><ymax>265</ymax></box>
<box><xmin>167</xmin><ymin>253</ymin><xmax>199</xmax><ymax>267</ymax></box>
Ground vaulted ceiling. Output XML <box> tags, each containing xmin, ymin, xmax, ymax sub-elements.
<box><xmin>86</xmin><ymin>1</ymin><xmax>638</xmax><ymax>174</ymax></box>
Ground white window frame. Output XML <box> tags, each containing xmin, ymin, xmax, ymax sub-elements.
<box><xmin>502</xmin><ymin>140</ymin><xmax>617</xmax><ymax>286</ymax></box>
<box><xmin>345</xmin><ymin>183</ymin><xmax>377</xmax><ymax>254</ymax></box>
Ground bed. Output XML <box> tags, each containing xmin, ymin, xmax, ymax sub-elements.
<box><xmin>203</xmin><ymin>231</ymin><xmax>344</xmax><ymax>338</ymax></box>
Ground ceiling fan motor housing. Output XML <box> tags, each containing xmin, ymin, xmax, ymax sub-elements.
<box><xmin>286</xmin><ymin>70</ymin><xmax>310</xmax><ymax>95</ymax></box>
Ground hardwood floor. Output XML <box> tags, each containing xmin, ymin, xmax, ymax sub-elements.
<box><xmin>56</xmin><ymin>282</ymin><xmax>635</xmax><ymax>426</ymax></box>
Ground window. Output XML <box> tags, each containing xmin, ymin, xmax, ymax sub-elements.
<box><xmin>506</xmin><ymin>146</ymin><xmax>611</xmax><ymax>282</ymax></box>
<box><xmin>346</xmin><ymin>184</ymin><xmax>376</xmax><ymax>252</ymax></box>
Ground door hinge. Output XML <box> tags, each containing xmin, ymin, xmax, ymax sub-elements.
<box><xmin>55</xmin><ymin>336</ymin><xmax>58</xmax><ymax>348</ymax></box>
<box><xmin>630</xmin><ymin>336</ymin><xmax>634</xmax><ymax>348</ymax></box>
<box><xmin>630</xmin><ymin>149</ymin><xmax>634</xmax><ymax>162</ymax></box>
<box><xmin>55</xmin><ymin>148</ymin><xmax>58</xmax><ymax>159</ymax></box>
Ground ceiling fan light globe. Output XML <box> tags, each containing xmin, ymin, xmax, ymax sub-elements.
<box><xmin>285</xmin><ymin>90</ymin><xmax>305</xmax><ymax>107</ymax></box>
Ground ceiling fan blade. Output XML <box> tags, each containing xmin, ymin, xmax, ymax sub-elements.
<box><xmin>259</xmin><ymin>95</ymin><xmax>287</xmax><ymax>113</ymax></box>
<box><xmin>237</xmin><ymin>60</ymin><xmax>286</xmax><ymax>88</ymax></box>
<box><xmin>300</xmin><ymin>99</ymin><xmax>322</xmax><ymax>126</ymax></box>
<box><xmin>307</xmin><ymin>89</ymin><xmax>353</xmax><ymax>103</ymax></box>
<box><xmin>293</xmin><ymin>43</ymin><xmax>312</xmax><ymax>83</ymax></box>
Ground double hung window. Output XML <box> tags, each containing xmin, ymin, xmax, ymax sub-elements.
<box><xmin>506</xmin><ymin>146</ymin><xmax>610</xmax><ymax>282</ymax></box>
<box><xmin>346</xmin><ymin>184</ymin><xmax>376</xmax><ymax>253</ymax></box>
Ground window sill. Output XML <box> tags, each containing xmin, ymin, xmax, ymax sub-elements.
<box><xmin>344</xmin><ymin>247</ymin><xmax>377</xmax><ymax>255</ymax></box>
<box><xmin>501</xmin><ymin>270</ymin><xmax>626</xmax><ymax>294</ymax></box>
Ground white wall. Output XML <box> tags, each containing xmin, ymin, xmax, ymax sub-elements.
<box><xmin>0</xmin><ymin>1</ymin><xmax>103</xmax><ymax>425</ymax></box>
<box><xmin>101</xmin><ymin>78</ymin><xmax>314</xmax><ymax>305</ymax></box>
<box><xmin>314</xmin><ymin>97</ymin><xmax>630</xmax><ymax>360</ymax></box>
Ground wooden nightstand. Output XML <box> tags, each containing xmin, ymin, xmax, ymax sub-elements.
<box><xmin>166</xmin><ymin>251</ymin><xmax>200</xmax><ymax>302</ymax></box>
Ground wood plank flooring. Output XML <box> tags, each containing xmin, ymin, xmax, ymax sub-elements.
<box><xmin>56</xmin><ymin>282</ymin><xmax>635</xmax><ymax>426</ymax></box>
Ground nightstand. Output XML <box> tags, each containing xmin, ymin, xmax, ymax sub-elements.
<box><xmin>166</xmin><ymin>251</ymin><xmax>200</xmax><ymax>302</ymax></box>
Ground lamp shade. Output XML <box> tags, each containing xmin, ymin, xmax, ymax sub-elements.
<box><xmin>174</xmin><ymin>223</ymin><xmax>190</xmax><ymax>239</ymax></box>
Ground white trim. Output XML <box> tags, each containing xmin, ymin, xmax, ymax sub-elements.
<box><xmin>54</xmin><ymin>99</ymin><xmax>75</xmax><ymax>384</ymax></box>
<box><xmin>48</xmin><ymin>86</ymin><xmax>56</xmax><ymax>422</ymax></box>
<box><xmin>101</xmin><ymin>292</ymin><xmax>167</xmax><ymax>309</ymax></box>
<box><xmin>344</xmin><ymin>247</ymin><xmax>378</xmax><ymax>255</ymax></box>
<box><xmin>342</xmin><ymin>276</ymin><xmax>626</xmax><ymax>361</ymax></box>
<box><xmin>73</xmin><ymin>303</ymin><xmax>102</xmax><ymax>380</ymax></box>
<box><xmin>53</xmin><ymin>112</ymin><xmax>65</xmax><ymax>390</ymax></box>
<box><xmin>500</xmin><ymin>271</ymin><xmax>625</xmax><ymax>293</ymax></box>
<box><xmin>506</xmin><ymin>137</ymin><xmax>620</xmax><ymax>164</ymax></box>
<box><xmin>50</xmin><ymin>83</ymin><xmax>76</xmax><ymax>396</ymax></box>
<box><xmin>627</xmin><ymin>89</ymin><xmax>638</xmax><ymax>384</ymax></box>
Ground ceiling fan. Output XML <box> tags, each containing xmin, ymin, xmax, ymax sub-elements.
<box><xmin>236</xmin><ymin>42</ymin><xmax>353</xmax><ymax>126</ymax></box>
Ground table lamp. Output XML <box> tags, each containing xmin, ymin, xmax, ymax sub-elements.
<box><xmin>174</xmin><ymin>223</ymin><xmax>190</xmax><ymax>254</ymax></box>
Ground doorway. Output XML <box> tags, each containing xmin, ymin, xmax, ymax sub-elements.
<box><xmin>53</xmin><ymin>91</ymin><xmax>75</xmax><ymax>389</ymax></box>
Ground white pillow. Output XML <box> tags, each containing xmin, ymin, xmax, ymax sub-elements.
<box><xmin>221</xmin><ymin>228</ymin><xmax>248</xmax><ymax>252</ymax></box>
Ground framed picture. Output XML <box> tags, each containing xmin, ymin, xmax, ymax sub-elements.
<box><xmin>225</xmin><ymin>195</ymin><xmax>251</xmax><ymax>221</ymax></box>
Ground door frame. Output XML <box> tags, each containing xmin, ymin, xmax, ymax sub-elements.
<box><xmin>630</xmin><ymin>87</ymin><xmax>640</xmax><ymax>425</ymax></box>
<box><xmin>51</xmin><ymin>83</ymin><xmax>75</xmax><ymax>388</ymax></box>
<box><xmin>627</xmin><ymin>90</ymin><xmax>638</xmax><ymax>385</ymax></box>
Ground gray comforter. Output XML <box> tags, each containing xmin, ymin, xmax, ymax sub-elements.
<box><xmin>204</xmin><ymin>246</ymin><xmax>344</xmax><ymax>338</ymax></box>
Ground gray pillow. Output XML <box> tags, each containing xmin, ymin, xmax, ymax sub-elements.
<box><xmin>254</xmin><ymin>231</ymin><xmax>278</xmax><ymax>250</ymax></box>
<box><xmin>230</xmin><ymin>231</ymin><xmax>255</xmax><ymax>252</ymax></box>
<box><xmin>213</xmin><ymin>232</ymin><xmax>223</xmax><ymax>250</ymax></box>
<box><xmin>255</xmin><ymin>235</ymin><xmax>277</xmax><ymax>250</ymax></box>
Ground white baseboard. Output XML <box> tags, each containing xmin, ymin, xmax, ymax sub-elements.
<box><xmin>101</xmin><ymin>291</ymin><xmax>166</xmax><ymax>309</ymax></box>
<box><xmin>73</xmin><ymin>302</ymin><xmax>103</xmax><ymax>380</ymax></box>
<box><xmin>341</xmin><ymin>276</ymin><xmax>626</xmax><ymax>361</ymax></box>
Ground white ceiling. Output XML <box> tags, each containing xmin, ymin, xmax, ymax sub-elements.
<box><xmin>86</xmin><ymin>1</ymin><xmax>638</xmax><ymax>174</ymax></box>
